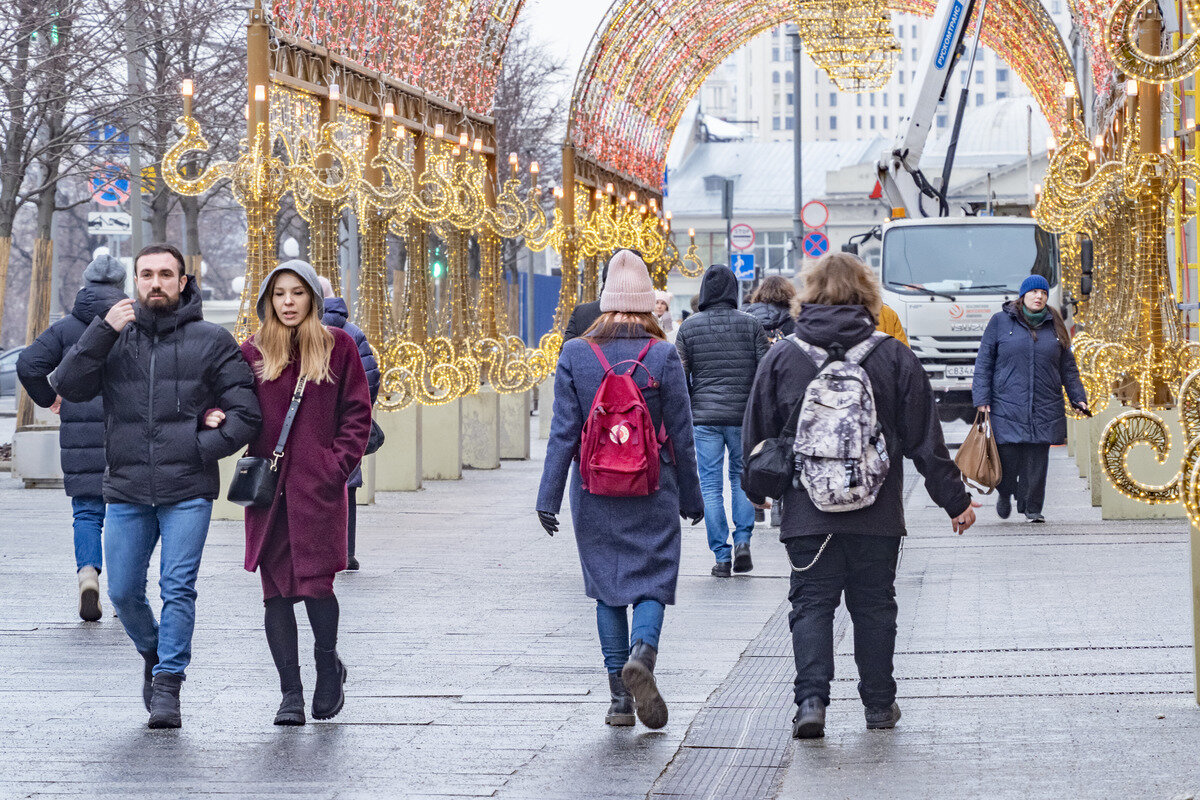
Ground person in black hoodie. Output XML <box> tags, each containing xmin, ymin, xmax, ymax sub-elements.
<box><xmin>52</xmin><ymin>243</ymin><xmax>261</xmax><ymax>729</ymax></box>
<box><xmin>17</xmin><ymin>253</ymin><xmax>127</xmax><ymax>622</ymax></box>
<box><xmin>675</xmin><ymin>265</ymin><xmax>769</xmax><ymax>577</ymax></box>
<box><xmin>318</xmin><ymin>277</ymin><xmax>381</xmax><ymax>570</ymax></box>
<box><xmin>741</xmin><ymin>253</ymin><xmax>977</xmax><ymax>739</ymax></box>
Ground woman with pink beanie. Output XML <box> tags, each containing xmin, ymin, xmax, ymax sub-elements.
<box><xmin>536</xmin><ymin>249</ymin><xmax>704</xmax><ymax>730</ymax></box>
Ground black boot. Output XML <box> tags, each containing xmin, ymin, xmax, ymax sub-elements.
<box><xmin>147</xmin><ymin>673</ymin><xmax>182</xmax><ymax>729</ymax></box>
<box><xmin>605</xmin><ymin>673</ymin><xmax>635</xmax><ymax>726</ymax></box>
<box><xmin>793</xmin><ymin>696</ymin><xmax>826</xmax><ymax>739</ymax></box>
<box><xmin>140</xmin><ymin>650</ymin><xmax>159</xmax><ymax>712</ymax></box>
<box><xmin>621</xmin><ymin>641</ymin><xmax>667</xmax><ymax>729</ymax></box>
<box><xmin>312</xmin><ymin>646</ymin><xmax>347</xmax><ymax>720</ymax></box>
<box><xmin>274</xmin><ymin>664</ymin><xmax>306</xmax><ymax>726</ymax></box>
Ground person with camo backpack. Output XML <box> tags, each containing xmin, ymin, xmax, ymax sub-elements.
<box><xmin>741</xmin><ymin>252</ymin><xmax>977</xmax><ymax>740</ymax></box>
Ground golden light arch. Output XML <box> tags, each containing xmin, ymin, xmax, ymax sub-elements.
<box><xmin>569</xmin><ymin>0</ymin><xmax>1082</xmax><ymax>190</ymax></box>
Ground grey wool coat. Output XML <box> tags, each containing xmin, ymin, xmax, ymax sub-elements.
<box><xmin>537</xmin><ymin>331</ymin><xmax>704</xmax><ymax>607</ymax></box>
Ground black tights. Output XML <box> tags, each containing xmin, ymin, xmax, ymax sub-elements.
<box><xmin>264</xmin><ymin>595</ymin><xmax>341</xmax><ymax>672</ymax></box>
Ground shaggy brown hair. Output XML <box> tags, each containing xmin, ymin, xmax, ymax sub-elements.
<box><xmin>792</xmin><ymin>252</ymin><xmax>883</xmax><ymax>321</ymax></box>
<box><xmin>751</xmin><ymin>275</ymin><xmax>796</xmax><ymax>306</ymax></box>
<box><xmin>583</xmin><ymin>311</ymin><xmax>666</xmax><ymax>344</ymax></box>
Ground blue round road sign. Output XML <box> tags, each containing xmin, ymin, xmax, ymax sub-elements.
<box><xmin>803</xmin><ymin>231</ymin><xmax>829</xmax><ymax>257</ymax></box>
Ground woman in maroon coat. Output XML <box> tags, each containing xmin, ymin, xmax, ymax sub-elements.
<box><xmin>238</xmin><ymin>259</ymin><xmax>371</xmax><ymax>726</ymax></box>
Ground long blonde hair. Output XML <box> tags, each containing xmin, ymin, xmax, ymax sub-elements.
<box><xmin>793</xmin><ymin>252</ymin><xmax>883</xmax><ymax>322</ymax></box>
<box><xmin>253</xmin><ymin>270</ymin><xmax>334</xmax><ymax>383</ymax></box>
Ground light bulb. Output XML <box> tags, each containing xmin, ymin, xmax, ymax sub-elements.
<box><xmin>328</xmin><ymin>83</ymin><xmax>339</xmax><ymax>101</ymax></box>
<box><xmin>1126</xmin><ymin>81</ymin><xmax>1138</xmax><ymax>97</ymax></box>
<box><xmin>181</xmin><ymin>78</ymin><xmax>194</xmax><ymax>97</ymax></box>
<box><xmin>254</xmin><ymin>84</ymin><xmax>266</xmax><ymax>102</ymax></box>
<box><xmin>1064</xmin><ymin>81</ymin><xmax>1076</xmax><ymax>98</ymax></box>
<box><xmin>383</xmin><ymin>101</ymin><xmax>394</xmax><ymax>118</ymax></box>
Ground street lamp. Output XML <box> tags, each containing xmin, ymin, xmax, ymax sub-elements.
<box><xmin>790</xmin><ymin>24</ymin><xmax>803</xmax><ymax>274</ymax></box>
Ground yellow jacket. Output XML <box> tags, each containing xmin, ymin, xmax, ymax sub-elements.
<box><xmin>877</xmin><ymin>304</ymin><xmax>909</xmax><ymax>346</ymax></box>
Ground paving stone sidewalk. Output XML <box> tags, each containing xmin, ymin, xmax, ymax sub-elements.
<box><xmin>0</xmin><ymin>430</ymin><xmax>792</xmax><ymax>800</ymax></box>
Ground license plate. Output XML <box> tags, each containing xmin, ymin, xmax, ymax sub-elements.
<box><xmin>945</xmin><ymin>365</ymin><xmax>975</xmax><ymax>378</ymax></box>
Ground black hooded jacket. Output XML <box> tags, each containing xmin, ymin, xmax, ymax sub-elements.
<box><xmin>16</xmin><ymin>282</ymin><xmax>127</xmax><ymax>497</ymax></box>
<box><xmin>741</xmin><ymin>303</ymin><xmax>970</xmax><ymax>539</ymax></box>
<box><xmin>743</xmin><ymin>301</ymin><xmax>796</xmax><ymax>339</ymax></box>
<box><xmin>51</xmin><ymin>280</ymin><xmax>262</xmax><ymax>506</ymax></box>
<box><xmin>674</xmin><ymin>266</ymin><xmax>769</xmax><ymax>425</ymax></box>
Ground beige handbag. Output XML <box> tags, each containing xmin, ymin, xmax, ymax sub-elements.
<box><xmin>955</xmin><ymin>410</ymin><xmax>1002</xmax><ymax>493</ymax></box>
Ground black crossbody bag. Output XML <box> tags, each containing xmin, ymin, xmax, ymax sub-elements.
<box><xmin>227</xmin><ymin>376</ymin><xmax>308</xmax><ymax>508</ymax></box>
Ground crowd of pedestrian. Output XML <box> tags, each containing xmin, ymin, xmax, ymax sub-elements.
<box><xmin>17</xmin><ymin>239</ymin><xmax>1084</xmax><ymax>742</ymax></box>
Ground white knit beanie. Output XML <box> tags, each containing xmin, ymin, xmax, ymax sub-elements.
<box><xmin>600</xmin><ymin>250</ymin><xmax>656</xmax><ymax>313</ymax></box>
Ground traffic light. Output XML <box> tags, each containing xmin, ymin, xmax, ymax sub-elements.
<box><xmin>431</xmin><ymin>246</ymin><xmax>444</xmax><ymax>278</ymax></box>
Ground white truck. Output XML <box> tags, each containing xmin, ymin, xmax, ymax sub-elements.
<box><xmin>865</xmin><ymin>0</ymin><xmax>1072</xmax><ymax>423</ymax></box>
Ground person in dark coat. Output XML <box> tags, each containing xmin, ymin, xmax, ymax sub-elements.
<box><xmin>973</xmin><ymin>273</ymin><xmax>1087</xmax><ymax>522</ymax></box>
<box><xmin>318</xmin><ymin>276</ymin><xmax>380</xmax><ymax>571</ymax></box>
<box><xmin>241</xmin><ymin>260</ymin><xmax>372</xmax><ymax>726</ymax></box>
<box><xmin>17</xmin><ymin>253</ymin><xmax>127</xmax><ymax>622</ymax></box>
<box><xmin>537</xmin><ymin>250</ymin><xmax>704</xmax><ymax>731</ymax></box>
<box><xmin>743</xmin><ymin>275</ymin><xmax>796</xmax><ymax>341</ymax></box>
<box><xmin>674</xmin><ymin>265</ymin><xmax>769</xmax><ymax>577</ymax></box>
<box><xmin>741</xmin><ymin>252</ymin><xmax>977</xmax><ymax>740</ymax></box>
<box><xmin>562</xmin><ymin>256</ymin><xmax>618</xmax><ymax>342</ymax></box>
<box><xmin>52</xmin><ymin>243</ymin><xmax>261</xmax><ymax>729</ymax></box>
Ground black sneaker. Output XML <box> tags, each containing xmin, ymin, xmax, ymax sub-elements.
<box><xmin>1025</xmin><ymin>513</ymin><xmax>1045</xmax><ymax>523</ymax></box>
<box><xmin>865</xmin><ymin>701</ymin><xmax>901</xmax><ymax>730</ymax></box>
<box><xmin>995</xmin><ymin>494</ymin><xmax>1011</xmax><ymax>519</ymax></box>
<box><xmin>711</xmin><ymin>562</ymin><xmax>732</xmax><ymax>578</ymax></box>
<box><xmin>346</xmin><ymin>556</ymin><xmax>360</xmax><ymax>571</ymax></box>
<box><xmin>732</xmin><ymin>544</ymin><xmax>753</xmax><ymax>573</ymax></box>
<box><xmin>792</xmin><ymin>697</ymin><xmax>826</xmax><ymax>739</ymax></box>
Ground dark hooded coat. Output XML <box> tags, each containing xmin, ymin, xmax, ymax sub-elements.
<box><xmin>741</xmin><ymin>303</ymin><xmax>971</xmax><ymax>539</ymax></box>
<box><xmin>972</xmin><ymin>301</ymin><xmax>1087</xmax><ymax>445</ymax></box>
<box><xmin>674</xmin><ymin>266</ymin><xmax>769</xmax><ymax>425</ymax></box>
<box><xmin>17</xmin><ymin>281</ymin><xmax>127</xmax><ymax>497</ymax></box>
<box><xmin>322</xmin><ymin>296</ymin><xmax>380</xmax><ymax>489</ymax></box>
<box><xmin>743</xmin><ymin>301</ymin><xmax>796</xmax><ymax>340</ymax></box>
<box><xmin>52</xmin><ymin>280</ymin><xmax>262</xmax><ymax>505</ymax></box>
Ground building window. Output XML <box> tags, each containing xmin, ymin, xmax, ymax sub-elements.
<box><xmin>899</xmin><ymin>93</ymin><xmax>904</xmax><ymax>106</ymax></box>
<box><xmin>911</xmin><ymin>24</ymin><xmax>917</xmax><ymax>37</ymax></box>
<box><xmin>786</xmin><ymin>70</ymin><xmax>793</xmax><ymax>83</ymax></box>
<box><xmin>869</xmin><ymin>94</ymin><xmax>875</xmax><ymax>106</ymax></box>
<box><xmin>937</xmin><ymin>114</ymin><xmax>947</xmax><ymax>128</ymax></box>
<box><xmin>883</xmin><ymin>116</ymin><xmax>889</xmax><ymax>129</ymax></box>
<box><xmin>773</xmin><ymin>71</ymin><xmax>780</xmax><ymax>84</ymax></box>
<box><xmin>996</xmin><ymin>68</ymin><xmax>1009</xmax><ymax>82</ymax></box>
<box><xmin>870</xmin><ymin>116</ymin><xmax>876</xmax><ymax>129</ymax></box>
<box><xmin>975</xmin><ymin>94</ymin><xmax>984</xmax><ymax>106</ymax></box>
<box><xmin>829</xmin><ymin>92</ymin><xmax>837</xmax><ymax>106</ymax></box>
<box><xmin>755</xmin><ymin>231</ymin><xmax>791</xmax><ymax>275</ymax></box>
<box><xmin>830</xmin><ymin>116</ymin><xmax>837</xmax><ymax>130</ymax></box>
<box><xmin>976</xmin><ymin>69</ymin><xmax>983</xmax><ymax>83</ymax></box>
<box><xmin>899</xmin><ymin>71</ymin><xmax>905</xmax><ymax>85</ymax></box>
<box><xmin>997</xmin><ymin>90</ymin><xmax>1008</xmax><ymax>99</ymax></box>
<box><xmin>857</xmin><ymin>114</ymin><xmax>863</xmax><ymax>129</ymax></box>
<box><xmin>857</xmin><ymin>95</ymin><xmax>863</xmax><ymax>106</ymax></box>
<box><xmin>773</xmin><ymin>117</ymin><xmax>781</xmax><ymax>130</ymax></box>
<box><xmin>772</xmin><ymin>47</ymin><xmax>780</xmax><ymax>61</ymax></box>
<box><xmin>883</xmin><ymin>94</ymin><xmax>889</xmax><ymax>106</ymax></box>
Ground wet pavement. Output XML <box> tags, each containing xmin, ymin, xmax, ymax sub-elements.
<box><xmin>2</xmin><ymin>425</ymin><xmax>1199</xmax><ymax>798</ymax></box>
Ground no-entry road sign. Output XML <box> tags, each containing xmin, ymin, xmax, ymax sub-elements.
<box><xmin>803</xmin><ymin>231</ymin><xmax>830</xmax><ymax>258</ymax></box>
<box><xmin>730</xmin><ymin>223</ymin><xmax>755</xmax><ymax>251</ymax></box>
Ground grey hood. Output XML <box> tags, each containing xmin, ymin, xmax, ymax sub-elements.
<box><xmin>256</xmin><ymin>259</ymin><xmax>325</xmax><ymax>321</ymax></box>
<box><xmin>82</xmin><ymin>253</ymin><xmax>126</xmax><ymax>287</ymax></box>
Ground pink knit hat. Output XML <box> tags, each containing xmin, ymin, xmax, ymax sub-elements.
<box><xmin>600</xmin><ymin>250</ymin><xmax>656</xmax><ymax>313</ymax></box>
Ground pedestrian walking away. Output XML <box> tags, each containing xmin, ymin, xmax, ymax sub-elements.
<box><xmin>972</xmin><ymin>273</ymin><xmax>1088</xmax><ymax>522</ymax></box>
<box><xmin>241</xmin><ymin>261</ymin><xmax>372</xmax><ymax>726</ymax></box>
<box><xmin>50</xmin><ymin>243</ymin><xmax>262</xmax><ymax>729</ymax></box>
<box><xmin>741</xmin><ymin>252</ymin><xmax>978</xmax><ymax>739</ymax></box>
<box><xmin>743</xmin><ymin>275</ymin><xmax>797</xmax><ymax>342</ymax></box>
<box><xmin>537</xmin><ymin>249</ymin><xmax>704</xmax><ymax>730</ymax></box>
<box><xmin>674</xmin><ymin>264</ymin><xmax>769</xmax><ymax>577</ymax></box>
<box><xmin>17</xmin><ymin>253</ymin><xmax>127</xmax><ymax>622</ymax></box>
<box><xmin>318</xmin><ymin>276</ymin><xmax>380</xmax><ymax>572</ymax></box>
<box><xmin>562</xmin><ymin>257</ymin><xmax>617</xmax><ymax>343</ymax></box>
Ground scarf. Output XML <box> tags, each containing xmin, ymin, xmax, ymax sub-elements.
<box><xmin>1021</xmin><ymin>305</ymin><xmax>1048</xmax><ymax>329</ymax></box>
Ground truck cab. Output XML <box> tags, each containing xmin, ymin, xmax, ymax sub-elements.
<box><xmin>879</xmin><ymin>216</ymin><xmax>1067</xmax><ymax>423</ymax></box>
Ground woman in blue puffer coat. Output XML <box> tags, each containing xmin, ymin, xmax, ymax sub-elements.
<box><xmin>972</xmin><ymin>274</ymin><xmax>1088</xmax><ymax>522</ymax></box>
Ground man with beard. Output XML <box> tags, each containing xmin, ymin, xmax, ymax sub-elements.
<box><xmin>53</xmin><ymin>244</ymin><xmax>261</xmax><ymax>728</ymax></box>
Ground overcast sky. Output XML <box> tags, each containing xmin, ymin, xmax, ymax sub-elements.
<box><xmin>518</xmin><ymin>0</ymin><xmax>613</xmax><ymax>103</ymax></box>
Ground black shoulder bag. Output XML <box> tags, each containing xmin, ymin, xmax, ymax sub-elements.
<box><xmin>227</xmin><ymin>376</ymin><xmax>308</xmax><ymax>508</ymax></box>
<box><xmin>743</xmin><ymin>336</ymin><xmax>814</xmax><ymax>500</ymax></box>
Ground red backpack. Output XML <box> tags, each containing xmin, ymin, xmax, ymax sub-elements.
<box><xmin>579</xmin><ymin>340</ymin><xmax>667</xmax><ymax>497</ymax></box>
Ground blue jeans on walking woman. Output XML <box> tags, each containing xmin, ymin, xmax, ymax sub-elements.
<box><xmin>693</xmin><ymin>425</ymin><xmax>755</xmax><ymax>564</ymax></box>
<box><xmin>71</xmin><ymin>496</ymin><xmax>105</xmax><ymax>573</ymax></box>
<box><xmin>596</xmin><ymin>600</ymin><xmax>665</xmax><ymax>673</ymax></box>
<box><xmin>104</xmin><ymin>498</ymin><xmax>213</xmax><ymax>678</ymax></box>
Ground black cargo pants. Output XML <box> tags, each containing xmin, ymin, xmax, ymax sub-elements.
<box><xmin>785</xmin><ymin>533</ymin><xmax>901</xmax><ymax>709</ymax></box>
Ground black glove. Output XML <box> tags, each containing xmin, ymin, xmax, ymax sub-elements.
<box><xmin>537</xmin><ymin>510</ymin><xmax>559</xmax><ymax>536</ymax></box>
<box><xmin>683</xmin><ymin>510</ymin><xmax>704</xmax><ymax>526</ymax></box>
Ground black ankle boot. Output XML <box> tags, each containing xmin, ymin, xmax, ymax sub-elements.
<box><xmin>140</xmin><ymin>651</ymin><xmax>159</xmax><ymax>712</ymax></box>
<box><xmin>312</xmin><ymin>646</ymin><xmax>347</xmax><ymax>720</ymax></box>
<box><xmin>605</xmin><ymin>672</ymin><xmax>635</xmax><ymax>726</ymax></box>
<box><xmin>621</xmin><ymin>641</ymin><xmax>667</xmax><ymax>729</ymax></box>
<box><xmin>274</xmin><ymin>663</ymin><xmax>306</xmax><ymax>726</ymax></box>
<box><xmin>147</xmin><ymin>673</ymin><xmax>182</xmax><ymax>729</ymax></box>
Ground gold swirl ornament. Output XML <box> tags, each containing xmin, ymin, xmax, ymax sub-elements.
<box><xmin>1107</xmin><ymin>0</ymin><xmax>1200</xmax><ymax>83</ymax></box>
<box><xmin>1100</xmin><ymin>410</ymin><xmax>1180</xmax><ymax>503</ymax></box>
<box><xmin>161</xmin><ymin>116</ymin><xmax>233</xmax><ymax>196</ymax></box>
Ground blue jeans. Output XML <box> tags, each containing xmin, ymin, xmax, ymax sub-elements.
<box><xmin>104</xmin><ymin>498</ymin><xmax>213</xmax><ymax>678</ymax></box>
<box><xmin>596</xmin><ymin>600</ymin><xmax>666</xmax><ymax>673</ymax></box>
<box><xmin>71</xmin><ymin>496</ymin><xmax>105</xmax><ymax>573</ymax></box>
<box><xmin>694</xmin><ymin>424</ymin><xmax>755</xmax><ymax>563</ymax></box>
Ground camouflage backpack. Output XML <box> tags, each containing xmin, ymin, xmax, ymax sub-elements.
<box><xmin>789</xmin><ymin>332</ymin><xmax>891</xmax><ymax>512</ymax></box>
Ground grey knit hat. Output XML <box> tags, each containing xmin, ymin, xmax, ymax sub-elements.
<box><xmin>82</xmin><ymin>253</ymin><xmax>126</xmax><ymax>287</ymax></box>
<box><xmin>256</xmin><ymin>259</ymin><xmax>325</xmax><ymax>321</ymax></box>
